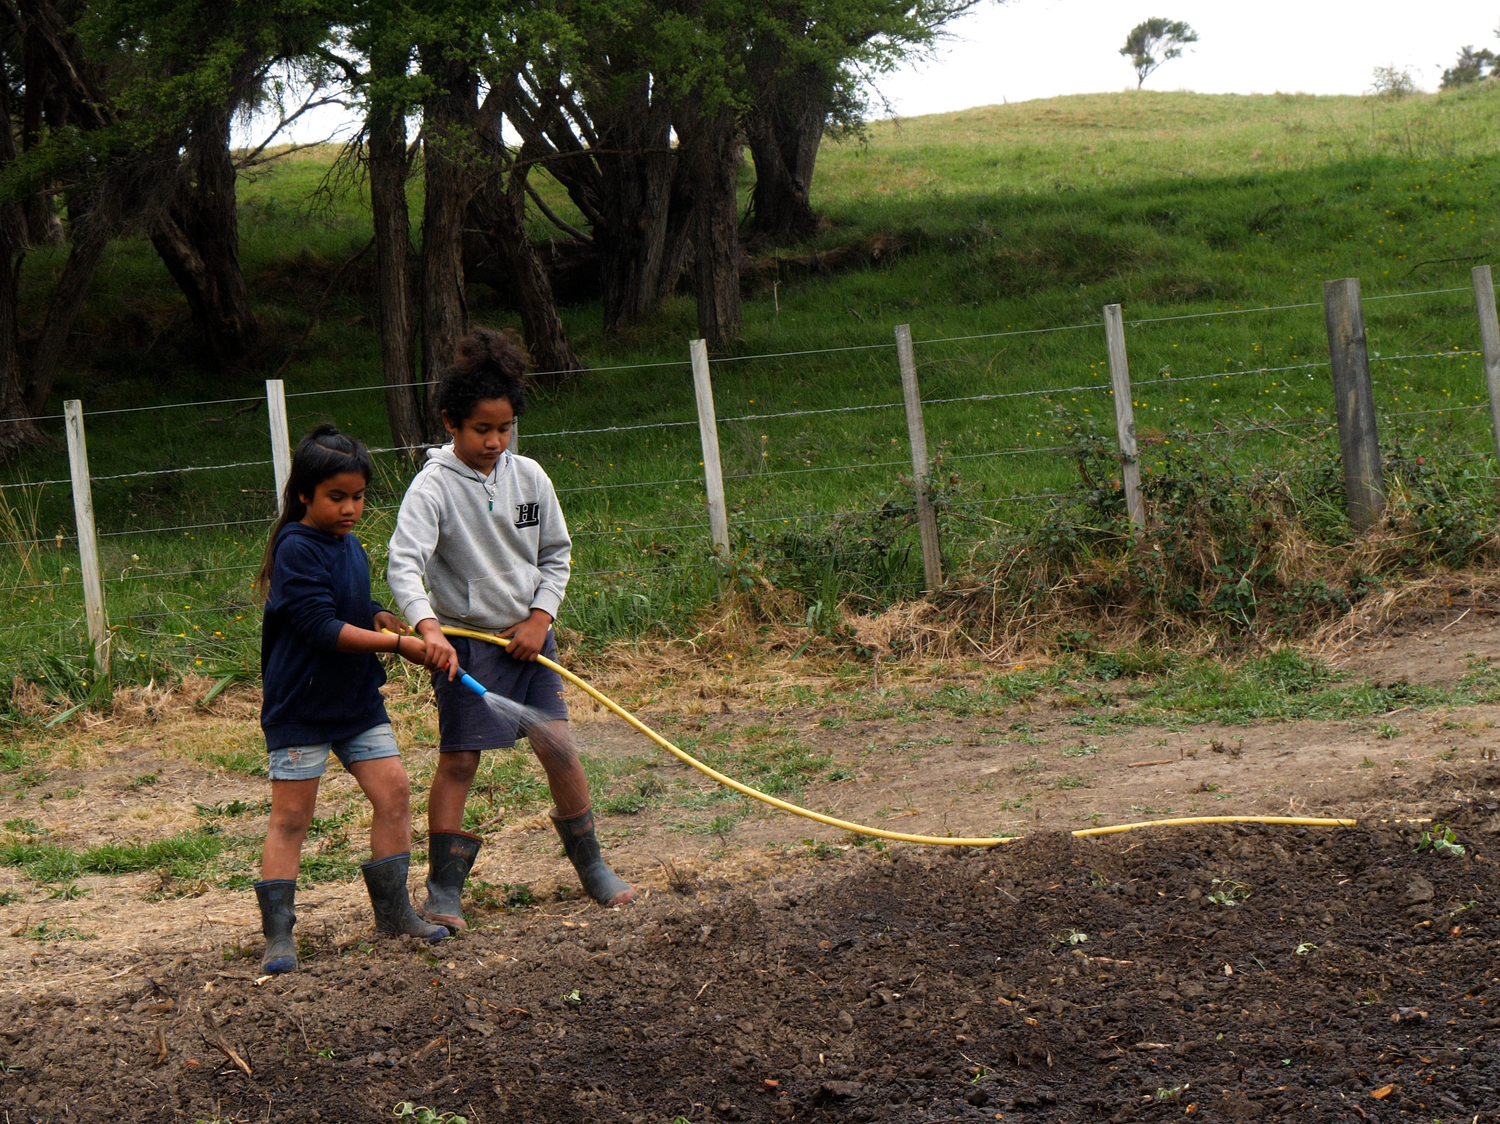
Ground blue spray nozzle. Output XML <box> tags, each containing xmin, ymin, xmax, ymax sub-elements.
<box><xmin>458</xmin><ymin>671</ymin><xmax>487</xmax><ymax>697</ymax></box>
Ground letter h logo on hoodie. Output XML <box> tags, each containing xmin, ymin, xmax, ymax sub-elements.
<box><xmin>514</xmin><ymin>501</ymin><xmax>541</xmax><ymax>529</ymax></box>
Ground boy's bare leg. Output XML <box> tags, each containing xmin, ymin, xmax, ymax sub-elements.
<box><xmin>526</xmin><ymin>720</ymin><xmax>589</xmax><ymax>817</ymax></box>
<box><xmin>422</xmin><ymin>751</ymin><xmax>484</xmax><ymax>931</ymax></box>
<box><xmin>427</xmin><ymin>750</ymin><xmax>481</xmax><ymax>833</ymax></box>
<box><xmin>531</xmin><ymin>721</ymin><xmax>635</xmax><ymax>906</ymax></box>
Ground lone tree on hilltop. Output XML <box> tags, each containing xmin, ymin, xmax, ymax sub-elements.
<box><xmin>1120</xmin><ymin>18</ymin><xmax>1198</xmax><ymax>88</ymax></box>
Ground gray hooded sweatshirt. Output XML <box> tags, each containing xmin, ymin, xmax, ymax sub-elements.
<box><xmin>387</xmin><ymin>445</ymin><xmax>571</xmax><ymax>631</ymax></box>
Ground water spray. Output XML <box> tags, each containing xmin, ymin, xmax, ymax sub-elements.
<box><xmin>452</xmin><ymin>666</ymin><xmax>559</xmax><ymax>746</ymax></box>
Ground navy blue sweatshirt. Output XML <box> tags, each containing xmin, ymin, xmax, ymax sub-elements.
<box><xmin>260</xmin><ymin>523</ymin><xmax>390</xmax><ymax>751</ymax></box>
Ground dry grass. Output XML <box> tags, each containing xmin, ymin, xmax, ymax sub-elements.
<box><xmin>1309</xmin><ymin>571</ymin><xmax>1500</xmax><ymax>656</ymax></box>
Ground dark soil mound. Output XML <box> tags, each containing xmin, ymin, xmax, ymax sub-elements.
<box><xmin>4</xmin><ymin>824</ymin><xmax>1499</xmax><ymax>1123</ymax></box>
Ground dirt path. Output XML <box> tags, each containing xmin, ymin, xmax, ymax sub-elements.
<box><xmin>2</xmin><ymin>620</ymin><xmax>1500</xmax><ymax>1120</ymax></box>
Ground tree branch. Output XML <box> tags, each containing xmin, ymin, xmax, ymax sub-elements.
<box><xmin>312</xmin><ymin>47</ymin><xmax>365</xmax><ymax>89</ymax></box>
<box><xmin>235</xmin><ymin>90</ymin><xmax>351</xmax><ymax>169</ymax></box>
<box><xmin>523</xmin><ymin>178</ymin><xmax>591</xmax><ymax>243</ymax></box>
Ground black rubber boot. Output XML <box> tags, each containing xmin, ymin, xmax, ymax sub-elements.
<box><xmin>551</xmin><ymin>807</ymin><xmax>635</xmax><ymax>907</ymax></box>
<box><xmin>361</xmin><ymin>853</ymin><xmax>449</xmax><ymax>944</ymax></box>
<box><xmin>421</xmin><ymin>831</ymin><xmax>482</xmax><ymax>932</ymax></box>
<box><xmin>253</xmin><ymin>878</ymin><xmax>298</xmax><ymax>974</ymax></box>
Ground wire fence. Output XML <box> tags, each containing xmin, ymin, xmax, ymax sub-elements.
<box><xmin>0</xmin><ymin>270</ymin><xmax>1496</xmax><ymax>672</ymax></box>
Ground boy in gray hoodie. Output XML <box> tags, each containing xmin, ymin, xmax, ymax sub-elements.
<box><xmin>387</xmin><ymin>328</ymin><xmax>634</xmax><ymax>923</ymax></box>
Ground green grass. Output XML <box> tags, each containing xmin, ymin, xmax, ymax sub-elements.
<box><xmin>196</xmin><ymin>748</ymin><xmax>266</xmax><ymax>777</ymax></box>
<box><xmin>0</xmin><ymin>829</ymin><xmax>225</xmax><ymax>882</ymax></box>
<box><xmin>757</xmin><ymin>645</ymin><xmax>1500</xmax><ymax>734</ymax></box>
<box><xmin>0</xmin><ymin>87</ymin><xmax>1498</xmax><ymax>689</ymax></box>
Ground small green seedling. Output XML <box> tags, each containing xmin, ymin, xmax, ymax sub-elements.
<box><xmin>1207</xmin><ymin>878</ymin><xmax>1252</xmax><ymax>907</ymax></box>
<box><xmin>503</xmin><ymin>883</ymin><xmax>537</xmax><ymax>910</ymax></box>
<box><xmin>1415</xmin><ymin>823</ymin><xmax>1465</xmax><ymax>858</ymax></box>
<box><xmin>1049</xmin><ymin>929</ymin><xmax>1088</xmax><ymax>948</ymax></box>
<box><xmin>1294</xmin><ymin>942</ymin><xmax>1318</xmax><ymax>956</ymax></box>
<box><xmin>392</xmin><ymin>1103</ymin><xmax>467</xmax><ymax>1124</ymax></box>
<box><xmin>562</xmin><ymin>988</ymin><xmax>582</xmax><ymax>1006</ymax></box>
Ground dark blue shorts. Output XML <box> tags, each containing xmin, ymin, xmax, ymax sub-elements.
<box><xmin>432</xmin><ymin>631</ymin><xmax>569</xmax><ymax>752</ymax></box>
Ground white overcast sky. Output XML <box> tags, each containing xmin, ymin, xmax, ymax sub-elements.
<box><xmin>247</xmin><ymin>2</ymin><xmax>1498</xmax><ymax>146</ymax></box>
<box><xmin>874</xmin><ymin>1</ymin><xmax>1497</xmax><ymax>115</ymax></box>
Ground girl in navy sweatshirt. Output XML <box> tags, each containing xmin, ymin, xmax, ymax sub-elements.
<box><xmin>254</xmin><ymin>424</ymin><xmax>446</xmax><ymax>974</ymax></box>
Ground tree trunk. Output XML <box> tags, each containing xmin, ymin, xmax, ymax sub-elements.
<box><xmin>744</xmin><ymin>72</ymin><xmax>829</xmax><ymax>245</ymax></box>
<box><xmin>23</xmin><ymin>190</ymin><xmax>114</xmax><ymax>413</ymax></box>
<box><xmin>0</xmin><ymin>97</ymin><xmax>43</xmax><ymax>455</ymax></box>
<box><xmin>592</xmin><ymin>81</ymin><xmax>676</xmax><ymax>331</ymax></box>
<box><xmin>149</xmin><ymin>104</ymin><xmax>258</xmax><ymax>368</ymax></box>
<box><xmin>678</xmin><ymin>106</ymin><xmax>743</xmax><ymax>345</ymax></box>
<box><xmin>493</xmin><ymin>73</ymin><xmax>685</xmax><ymax>332</ymax></box>
<box><xmin>368</xmin><ymin>90</ymin><xmax>424</xmax><ymax>455</ymax></box>
<box><xmin>0</xmin><ymin>241</ymin><xmax>42</xmax><ymax>455</ymax></box>
<box><xmin>418</xmin><ymin>47</ymin><xmax>477</xmax><ymax>434</ymax></box>
<box><xmin>471</xmin><ymin>163</ymin><xmax>581</xmax><ymax>380</ymax></box>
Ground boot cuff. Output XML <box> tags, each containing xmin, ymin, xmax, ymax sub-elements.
<box><xmin>432</xmin><ymin>830</ymin><xmax>483</xmax><ymax>843</ymax></box>
<box><xmin>361</xmin><ymin>852</ymin><xmax>412</xmax><ymax>872</ymax></box>
<box><xmin>550</xmin><ymin>807</ymin><xmax>595</xmax><ymax>833</ymax></box>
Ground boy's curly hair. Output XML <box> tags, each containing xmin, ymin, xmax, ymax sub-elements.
<box><xmin>437</xmin><ymin>327</ymin><xmax>530</xmax><ymax>424</ymax></box>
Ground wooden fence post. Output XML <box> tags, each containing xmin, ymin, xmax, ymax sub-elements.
<box><xmin>894</xmin><ymin>324</ymin><xmax>943</xmax><ymax>591</ymax></box>
<box><xmin>1102</xmin><ymin>304</ymin><xmax>1146</xmax><ymax>534</ymax></box>
<box><xmin>266</xmin><ymin>379</ymin><xmax>292</xmax><ymax>514</ymax></box>
<box><xmin>1472</xmin><ymin>265</ymin><xmax>1500</xmax><ymax>466</ymax></box>
<box><xmin>689</xmin><ymin>339</ymin><xmax>730</xmax><ymax>554</ymax></box>
<box><xmin>1322</xmin><ymin>277</ymin><xmax>1385</xmax><ymax>530</ymax></box>
<box><xmin>63</xmin><ymin>400</ymin><xmax>109</xmax><ymax>672</ymax></box>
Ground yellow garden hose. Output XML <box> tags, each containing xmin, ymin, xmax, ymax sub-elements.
<box><xmin>432</xmin><ymin>627</ymin><xmax>1357</xmax><ymax>847</ymax></box>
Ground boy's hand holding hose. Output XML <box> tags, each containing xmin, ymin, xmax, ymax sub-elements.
<box><xmin>416</xmin><ymin>618</ymin><xmax>461</xmax><ymax>680</ymax></box>
<box><xmin>498</xmin><ymin>608</ymin><xmax>552</xmax><ymax>662</ymax></box>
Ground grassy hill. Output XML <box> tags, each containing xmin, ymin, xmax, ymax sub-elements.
<box><xmin>2</xmin><ymin>86</ymin><xmax>1499</xmax><ymax>691</ymax></box>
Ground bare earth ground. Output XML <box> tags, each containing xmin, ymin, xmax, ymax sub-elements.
<box><xmin>2</xmin><ymin>617</ymin><xmax>1500</xmax><ymax>1121</ymax></box>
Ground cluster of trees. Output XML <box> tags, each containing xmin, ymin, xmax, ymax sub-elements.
<box><xmin>0</xmin><ymin>0</ymin><xmax>985</xmax><ymax>455</ymax></box>
<box><xmin>1440</xmin><ymin>38</ymin><xmax>1498</xmax><ymax>90</ymax></box>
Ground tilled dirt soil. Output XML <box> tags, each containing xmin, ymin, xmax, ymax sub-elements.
<box><xmin>7</xmin><ymin>612</ymin><xmax>1500</xmax><ymax>1122</ymax></box>
<box><xmin>5</xmin><ymin>818</ymin><xmax>1500</xmax><ymax>1124</ymax></box>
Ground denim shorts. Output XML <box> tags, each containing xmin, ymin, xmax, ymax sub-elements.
<box><xmin>267</xmin><ymin>724</ymin><xmax>400</xmax><ymax>781</ymax></box>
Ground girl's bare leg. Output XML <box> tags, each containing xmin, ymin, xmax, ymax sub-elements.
<box><xmin>262</xmin><ymin>778</ymin><xmax>319</xmax><ymax>880</ymax></box>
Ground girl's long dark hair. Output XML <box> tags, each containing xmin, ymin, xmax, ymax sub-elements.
<box><xmin>256</xmin><ymin>423</ymin><xmax>374</xmax><ymax>598</ymax></box>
